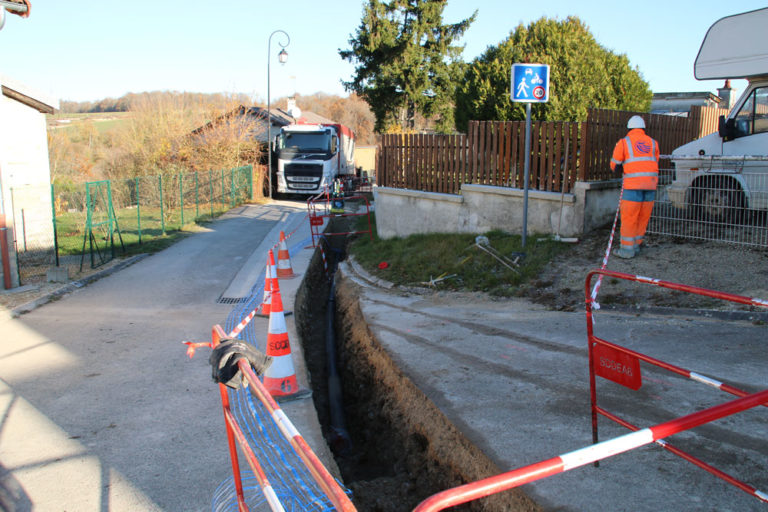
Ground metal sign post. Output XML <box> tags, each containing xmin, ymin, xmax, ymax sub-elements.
<box><xmin>511</xmin><ymin>63</ymin><xmax>550</xmax><ymax>247</ymax></box>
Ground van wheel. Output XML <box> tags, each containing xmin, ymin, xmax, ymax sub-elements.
<box><xmin>689</xmin><ymin>179</ymin><xmax>745</xmax><ymax>223</ymax></box>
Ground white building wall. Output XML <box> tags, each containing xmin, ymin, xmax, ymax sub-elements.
<box><xmin>0</xmin><ymin>83</ymin><xmax>56</xmax><ymax>288</ymax></box>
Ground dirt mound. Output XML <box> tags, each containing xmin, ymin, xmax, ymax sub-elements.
<box><xmin>520</xmin><ymin>225</ymin><xmax>768</xmax><ymax>315</ymax></box>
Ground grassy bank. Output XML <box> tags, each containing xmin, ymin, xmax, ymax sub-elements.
<box><xmin>348</xmin><ymin>213</ymin><xmax>570</xmax><ymax>296</ymax></box>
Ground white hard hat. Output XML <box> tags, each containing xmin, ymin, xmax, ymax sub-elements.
<box><xmin>627</xmin><ymin>115</ymin><xmax>645</xmax><ymax>129</ymax></box>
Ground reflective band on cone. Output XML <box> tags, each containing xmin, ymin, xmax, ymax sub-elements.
<box><xmin>262</xmin><ymin>274</ymin><xmax>300</xmax><ymax>398</ymax></box>
<box><xmin>256</xmin><ymin>251</ymin><xmax>275</xmax><ymax>318</ymax></box>
<box><xmin>276</xmin><ymin>230</ymin><xmax>297</xmax><ymax>279</ymax></box>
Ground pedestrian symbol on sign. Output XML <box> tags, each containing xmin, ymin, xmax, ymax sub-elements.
<box><xmin>511</xmin><ymin>63</ymin><xmax>550</xmax><ymax>103</ymax></box>
<box><xmin>517</xmin><ymin>80</ymin><xmax>530</xmax><ymax>98</ymax></box>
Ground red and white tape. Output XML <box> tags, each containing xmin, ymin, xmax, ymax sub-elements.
<box><xmin>590</xmin><ymin>187</ymin><xmax>624</xmax><ymax>309</ymax></box>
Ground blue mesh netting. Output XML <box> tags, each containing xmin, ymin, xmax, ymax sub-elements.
<box><xmin>212</xmin><ymin>236</ymin><xmax>351</xmax><ymax>511</ymax></box>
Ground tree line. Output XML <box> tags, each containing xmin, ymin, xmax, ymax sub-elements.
<box><xmin>341</xmin><ymin>0</ymin><xmax>652</xmax><ymax>133</ymax></box>
<box><xmin>60</xmin><ymin>91</ymin><xmax>253</xmax><ymax>114</ymax></box>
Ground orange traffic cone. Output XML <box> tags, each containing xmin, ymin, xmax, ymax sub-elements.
<box><xmin>261</xmin><ymin>276</ymin><xmax>308</xmax><ymax>401</ymax></box>
<box><xmin>276</xmin><ymin>231</ymin><xmax>297</xmax><ymax>279</ymax></box>
<box><xmin>256</xmin><ymin>251</ymin><xmax>275</xmax><ymax>317</ymax></box>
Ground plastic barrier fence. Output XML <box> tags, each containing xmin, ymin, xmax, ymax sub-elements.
<box><xmin>185</xmin><ymin>228</ymin><xmax>354</xmax><ymax>511</ymax></box>
<box><xmin>410</xmin><ymin>270</ymin><xmax>767</xmax><ymax>511</ymax></box>
<box><xmin>413</xmin><ymin>391</ymin><xmax>768</xmax><ymax>512</ymax></box>
<box><xmin>209</xmin><ymin>324</ymin><xmax>355</xmax><ymax>512</ymax></box>
<box><xmin>307</xmin><ymin>190</ymin><xmax>373</xmax><ymax>248</ymax></box>
<box><xmin>215</xmin><ymin>229</ymin><xmax>355</xmax><ymax>511</ymax></box>
<box><xmin>585</xmin><ymin>269</ymin><xmax>768</xmax><ymax>503</ymax></box>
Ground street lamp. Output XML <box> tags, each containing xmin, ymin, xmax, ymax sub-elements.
<box><xmin>267</xmin><ymin>29</ymin><xmax>290</xmax><ymax>199</ymax></box>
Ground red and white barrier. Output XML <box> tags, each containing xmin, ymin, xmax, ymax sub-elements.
<box><xmin>414</xmin><ymin>390</ymin><xmax>768</xmax><ymax>512</ymax></box>
<box><xmin>409</xmin><ymin>271</ymin><xmax>768</xmax><ymax>511</ymax></box>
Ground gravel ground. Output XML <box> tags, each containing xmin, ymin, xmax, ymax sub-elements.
<box><xmin>522</xmin><ymin>224</ymin><xmax>768</xmax><ymax>314</ymax></box>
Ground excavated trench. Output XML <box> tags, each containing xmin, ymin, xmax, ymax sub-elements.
<box><xmin>295</xmin><ymin>218</ymin><xmax>540</xmax><ymax>512</ymax></box>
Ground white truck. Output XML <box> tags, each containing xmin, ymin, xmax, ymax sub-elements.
<box><xmin>274</xmin><ymin>123</ymin><xmax>356</xmax><ymax>196</ymax></box>
<box><xmin>669</xmin><ymin>7</ymin><xmax>768</xmax><ymax>221</ymax></box>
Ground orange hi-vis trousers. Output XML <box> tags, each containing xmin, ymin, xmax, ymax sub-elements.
<box><xmin>620</xmin><ymin>190</ymin><xmax>656</xmax><ymax>251</ymax></box>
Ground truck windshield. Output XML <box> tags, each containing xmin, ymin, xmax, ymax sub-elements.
<box><xmin>279</xmin><ymin>132</ymin><xmax>331</xmax><ymax>153</ymax></box>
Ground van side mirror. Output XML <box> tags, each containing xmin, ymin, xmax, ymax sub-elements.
<box><xmin>718</xmin><ymin>115</ymin><xmax>735</xmax><ymax>141</ymax></box>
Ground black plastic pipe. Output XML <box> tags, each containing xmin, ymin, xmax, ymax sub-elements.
<box><xmin>325</xmin><ymin>255</ymin><xmax>351</xmax><ymax>454</ymax></box>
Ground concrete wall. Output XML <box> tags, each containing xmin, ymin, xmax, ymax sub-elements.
<box><xmin>373</xmin><ymin>180</ymin><xmax>622</xmax><ymax>239</ymax></box>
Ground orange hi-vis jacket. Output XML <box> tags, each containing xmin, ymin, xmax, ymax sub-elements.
<box><xmin>610</xmin><ymin>128</ymin><xmax>660</xmax><ymax>190</ymax></box>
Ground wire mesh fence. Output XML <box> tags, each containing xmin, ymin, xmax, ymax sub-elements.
<box><xmin>10</xmin><ymin>165</ymin><xmax>254</xmax><ymax>286</ymax></box>
<box><xmin>9</xmin><ymin>184</ymin><xmax>57</xmax><ymax>285</ymax></box>
<box><xmin>649</xmin><ymin>167</ymin><xmax>768</xmax><ymax>248</ymax></box>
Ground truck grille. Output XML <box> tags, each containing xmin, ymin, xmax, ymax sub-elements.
<box><xmin>285</xmin><ymin>163</ymin><xmax>322</xmax><ymax>190</ymax></box>
<box><xmin>285</xmin><ymin>163</ymin><xmax>322</xmax><ymax>177</ymax></box>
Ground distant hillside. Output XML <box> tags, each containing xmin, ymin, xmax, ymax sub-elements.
<box><xmin>48</xmin><ymin>111</ymin><xmax>133</xmax><ymax>133</ymax></box>
<box><xmin>60</xmin><ymin>91</ymin><xmax>252</xmax><ymax>114</ymax></box>
<box><xmin>60</xmin><ymin>91</ymin><xmax>376</xmax><ymax>145</ymax></box>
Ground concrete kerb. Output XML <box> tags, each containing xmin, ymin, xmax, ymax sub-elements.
<box><xmin>344</xmin><ymin>255</ymin><xmax>768</xmax><ymax>323</ymax></box>
<box><xmin>345</xmin><ymin>255</ymin><xmax>436</xmax><ymax>295</ymax></box>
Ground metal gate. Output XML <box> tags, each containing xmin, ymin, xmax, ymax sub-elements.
<box><xmin>80</xmin><ymin>180</ymin><xmax>124</xmax><ymax>270</ymax></box>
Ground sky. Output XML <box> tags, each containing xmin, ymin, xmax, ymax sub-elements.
<box><xmin>1</xmin><ymin>1</ymin><xmax>766</xmax><ymax>106</ymax></box>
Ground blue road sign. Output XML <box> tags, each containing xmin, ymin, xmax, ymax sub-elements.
<box><xmin>511</xmin><ymin>63</ymin><xmax>550</xmax><ymax>103</ymax></box>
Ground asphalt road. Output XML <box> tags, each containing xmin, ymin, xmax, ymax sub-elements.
<box><xmin>0</xmin><ymin>202</ymin><xmax>321</xmax><ymax>511</ymax></box>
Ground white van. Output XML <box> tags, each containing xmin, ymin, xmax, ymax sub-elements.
<box><xmin>669</xmin><ymin>8</ymin><xmax>768</xmax><ymax>221</ymax></box>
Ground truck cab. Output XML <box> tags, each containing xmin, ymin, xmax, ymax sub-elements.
<box><xmin>668</xmin><ymin>8</ymin><xmax>768</xmax><ymax>221</ymax></box>
<box><xmin>275</xmin><ymin>123</ymin><xmax>355</xmax><ymax>195</ymax></box>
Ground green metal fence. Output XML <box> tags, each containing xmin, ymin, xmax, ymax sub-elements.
<box><xmin>12</xmin><ymin>165</ymin><xmax>253</xmax><ymax>284</ymax></box>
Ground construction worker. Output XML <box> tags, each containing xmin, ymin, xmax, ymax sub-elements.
<box><xmin>610</xmin><ymin>115</ymin><xmax>660</xmax><ymax>258</ymax></box>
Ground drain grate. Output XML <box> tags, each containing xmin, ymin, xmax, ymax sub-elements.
<box><xmin>218</xmin><ymin>296</ymin><xmax>247</xmax><ymax>304</ymax></box>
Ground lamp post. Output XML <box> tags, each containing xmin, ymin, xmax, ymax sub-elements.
<box><xmin>267</xmin><ymin>30</ymin><xmax>290</xmax><ymax>199</ymax></box>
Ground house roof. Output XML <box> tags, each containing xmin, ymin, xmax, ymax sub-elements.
<box><xmin>0</xmin><ymin>73</ymin><xmax>58</xmax><ymax>114</ymax></box>
<box><xmin>247</xmin><ymin>106</ymin><xmax>336</xmax><ymax>126</ymax></box>
<box><xmin>652</xmin><ymin>91</ymin><xmax>721</xmax><ymax>102</ymax></box>
<box><xmin>191</xmin><ymin>104</ymin><xmax>337</xmax><ymax>139</ymax></box>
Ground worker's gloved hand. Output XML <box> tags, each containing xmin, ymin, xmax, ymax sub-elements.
<box><xmin>209</xmin><ymin>339</ymin><xmax>273</xmax><ymax>389</ymax></box>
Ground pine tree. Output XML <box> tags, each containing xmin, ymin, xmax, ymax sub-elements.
<box><xmin>340</xmin><ymin>0</ymin><xmax>476</xmax><ymax>133</ymax></box>
<box><xmin>454</xmin><ymin>16</ymin><xmax>653</xmax><ymax>131</ymax></box>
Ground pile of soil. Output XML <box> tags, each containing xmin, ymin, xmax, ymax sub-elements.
<box><xmin>519</xmin><ymin>225</ymin><xmax>768</xmax><ymax>315</ymax></box>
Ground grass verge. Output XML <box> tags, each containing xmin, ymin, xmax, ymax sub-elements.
<box><xmin>348</xmin><ymin>213</ymin><xmax>571</xmax><ymax>297</ymax></box>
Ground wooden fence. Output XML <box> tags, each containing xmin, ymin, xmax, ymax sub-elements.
<box><xmin>377</xmin><ymin>133</ymin><xmax>469</xmax><ymax>195</ymax></box>
<box><xmin>467</xmin><ymin>120</ymin><xmax>582</xmax><ymax>193</ymax></box>
<box><xmin>583</xmin><ymin>109</ymin><xmax>692</xmax><ymax>181</ymax></box>
<box><xmin>376</xmin><ymin>107</ymin><xmax>726</xmax><ymax>195</ymax></box>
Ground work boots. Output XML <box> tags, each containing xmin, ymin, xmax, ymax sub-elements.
<box><xmin>613</xmin><ymin>247</ymin><xmax>636</xmax><ymax>259</ymax></box>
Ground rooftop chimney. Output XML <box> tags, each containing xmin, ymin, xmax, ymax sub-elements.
<box><xmin>717</xmin><ymin>79</ymin><xmax>734</xmax><ymax>111</ymax></box>
<box><xmin>286</xmin><ymin>97</ymin><xmax>301</xmax><ymax>120</ymax></box>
